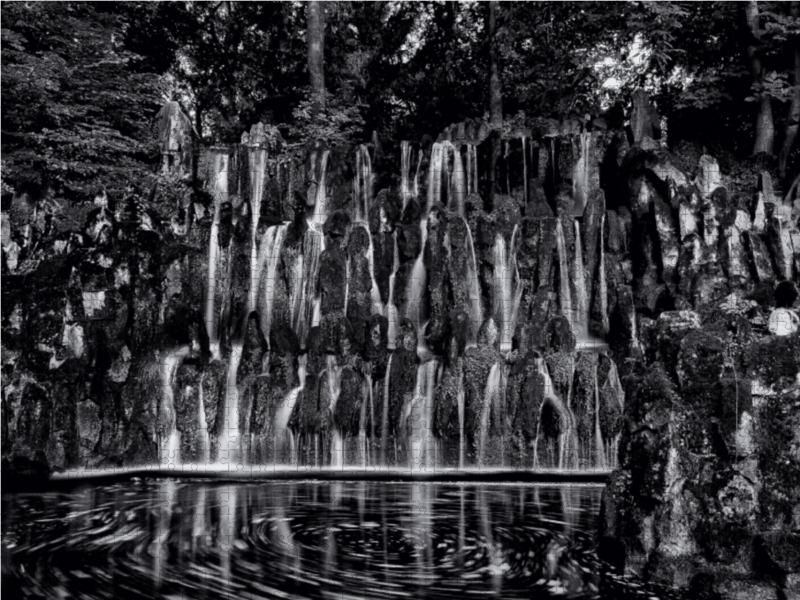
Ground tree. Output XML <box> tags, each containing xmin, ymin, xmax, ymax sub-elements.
<box><xmin>779</xmin><ymin>2</ymin><xmax>800</xmax><ymax>175</ymax></box>
<box><xmin>747</xmin><ymin>0</ymin><xmax>776</xmax><ymax>155</ymax></box>
<box><xmin>308</xmin><ymin>1</ymin><xmax>326</xmax><ymax>120</ymax></box>
<box><xmin>487</xmin><ymin>1</ymin><xmax>503</xmax><ymax>129</ymax></box>
<box><xmin>1</xmin><ymin>2</ymin><xmax>165</xmax><ymax>203</ymax></box>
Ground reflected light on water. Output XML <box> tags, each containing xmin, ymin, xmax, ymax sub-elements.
<box><xmin>1</xmin><ymin>480</ymin><xmax>617</xmax><ymax>600</ymax></box>
<box><xmin>3</xmin><ymin>479</ymin><xmax>684</xmax><ymax>599</ymax></box>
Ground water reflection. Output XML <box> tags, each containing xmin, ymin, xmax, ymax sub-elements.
<box><xmin>3</xmin><ymin>480</ymin><xmax>646</xmax><ymax>599</ymax></box>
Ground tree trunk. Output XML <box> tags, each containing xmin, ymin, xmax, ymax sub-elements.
<box><xmin>307</xmin><ymin>1</ymin><xmax>325</xmax><ymax>119</ymax></box>
<box><xmin>487</xmin><ymin>1</ymin><xmax>503</xmax><ymax>130</ymax></box>
<box><xmin>746</xmin><ymin>0</ymin><xmax>775</xmax><ymax>155</ymax></box>
<box><xmin>779</xmin><ymin>3</ymin><xmax>800</xmax><ymax>176</ymax></box>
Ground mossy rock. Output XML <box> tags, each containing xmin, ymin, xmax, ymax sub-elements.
<box><xmin>744</xmin><ymin>334</ymin><xmax>800</xmax><ymax>390</ymax></box>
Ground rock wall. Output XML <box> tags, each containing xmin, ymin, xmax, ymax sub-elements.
<box><xmin>2</xmin><ymin>94</ymin><xmax>800</xmax><ymax>594</ymax></box>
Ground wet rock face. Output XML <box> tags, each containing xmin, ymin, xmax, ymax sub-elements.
<box><xmin>3</xmin><ymin>93</ymin><xmax>800</xmax><ymax>597</ymax></box>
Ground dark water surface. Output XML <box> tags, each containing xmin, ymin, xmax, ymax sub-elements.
<box><xmin>2</xmin><ymin>479</ymin><xmax>668</xmax><ymax>599</ymax></box>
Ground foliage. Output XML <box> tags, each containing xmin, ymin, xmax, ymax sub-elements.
<box><xmin>286</xmin><ymin>94</ymin><xmax>366</xmax><ymax>149</ymax></box>
<box><xmin>3</xmin><ymin>0</ymin><xmax>799</xmax><ymax>195</ymax></box>
<box><xmin>1</xmin><ymin>2</ymin><xmax>166</xmax><ymax>203</ymax></box>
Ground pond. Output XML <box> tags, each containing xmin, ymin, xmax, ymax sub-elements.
<box><xmin>2</xmin><ymin>479</ymin><xmax>671</xmax><ymax>599</ymax></box>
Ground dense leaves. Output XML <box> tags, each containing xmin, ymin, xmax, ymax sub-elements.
<box><xmin>2</xmin><ymin>0</ymin><xmax>799</xmax><ymax>204</ymax></box>
<box><xmin>1</xmin><ymin>2</ymin><xmax>165</xmax><ymax>203</ymax></box>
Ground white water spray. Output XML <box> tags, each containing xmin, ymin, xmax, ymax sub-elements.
<box><xmin>555</xmin><ymin>219</ymin><xmax>572</xmax><ymax>321</ymax></box>
<box><xmin>160</xmin><ymin>345</ymin><xmax>191</xmax><ymax>466</ymax></box>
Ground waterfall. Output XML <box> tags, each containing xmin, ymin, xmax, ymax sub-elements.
<box><xmin>573</xmin><ymin>219</ymin><xmax>588</xmax><ymax>327</ymax></box>
<box><xmin>293</xmin><ymin>223</ymin><xmax>325</xmax><ymax>350</ymax></box>
<box><xmin>160</xmin><ymin>345</ymin><xmax>191</xmax><ymax>466</ymax></box>
<box><xmin>326</xmin><ymin>356</ymin><xmax>345</xmax><ymax>468</ymax></box>
<box><xmin>274</xmin><ymin>354</ymin><xmax>306</xmax><ymax>465</ymax></box>
<box><xmin>205</xmin><ymin>150</ymin><xmax>228</xmax><ymax>361</ymax></box>
<box><xmin>387</xmin><ymin>231</ymin><xmax>400</xmax><ymax>349</ymax></box>
<box><xmin>532</xmin><ymin>358</ymin><xmax>576</xmax><ymax>470</ymax></box>
<box><xmin>555</xmin><ymin>219</ymin><xmax>572</xmax><ymax>321</ymax></box>
<box><xmin>574</xmin><ymin>219</ymin><xmax>609</xmax><ymax>352</ymax></box>
<box><xmin>493</xmin><ymin>226</ymin><xmax>522</xmax><ymax>353</ymax></box>
<box><xmin>604</xmin><ymin>357</ymin><xmax>625</xmax><ymax>469</ymax></box>
<box><xmin>256</xmin><ymin>224</ymin><xmax>289</xmax><ymax>344</ymax></box>
<box><xmin>571</xmin><ymin>132</ymin><xmax>591</xmax><ymax>216</ymax></box>
<box><xmin>354</xmin><ymin>145</ymin><xmax>373</xmax><ymax>222</ymax></box>
<box><xmin>597</xmin><ymin>213</ymin><xmax>609</xmax><ymax>334</ymax></box>
<box><xmin>310</xmin><ymin>149</ymin><xmax>329</xmax><ymax>228</ymax></box>
<box><xmin>218</xmin><ymin>341</ymin><xmax>244</xmax><ymax>466</ymax></box>
<box><xmin>428</xmin><ymin>142</ymin><xmax>448</xmax><ymax>209</ymax></box>
<box><xmin>407</xmin><ymin>359</ymin><xmax>439</xmax><ymax>471</ymax></box>
<box><xmin>452</xmin><ymin>145</ymin><xmax>466</xmax><ymax>217</ymax></box>
<box><xmin>405</xmin><ymin>142</ymin><xmax>452</xmax><ymax>354</ymax></box>
<box><xmin>247</xmin><ymin>145</ymin><xmax>267</xmax><ymax>313</ymax></box>
<box><xmin>400</xmin><ymin>141</ymin><xmax>415</xmax><ymax>212</ymax></box>
<box><xmin>197</xmin><ymin>375</ymin><xmax>210</xmax><ymax>464</ymax></box>
<box><xmin>405</xmin><ymin>218</ymin><xmax>429</xmax><ymax>354</ymax></box>
<box><xmin>381</xmin><ymin>353</ymin><xmax>393</xmax><ymax>466</ymax></box>
<box><xmin>594</xmin><ymin>368</ymin><xmax>607</xmax><ymax>471</ymax></box>
<box><xmin>360</xmin><ymin>223</ymin><xmax>384</xmax><ymax>316</ymax></box>
<box><xmin>289</xmin><ymin>150</ymin><xmax>328</xmax><ymax>341</ymax></box>
<box><xmin>478</xmin><ymin>363</ymin><xmax>502</xmax><ymax>467</ymax></box>
<box><xmin>464</xmin><ymin>219</ymin><xmax>483</xmax><ymax>349</ymax></box>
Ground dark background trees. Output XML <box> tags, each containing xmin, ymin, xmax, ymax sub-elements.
<box><xmin>2</xmin><ymin>0</ymin><xmax>799</xmax><ymax>207</ymax></box>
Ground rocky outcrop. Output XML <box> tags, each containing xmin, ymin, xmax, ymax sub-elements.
<box><xmin>2</xmin><ymin>95</ymin><xmax>800</xmax><ymax>595</ymax></box>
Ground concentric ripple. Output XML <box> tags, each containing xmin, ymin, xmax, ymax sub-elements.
<box><xmin>2</xmin><ymin>480</ymin><xmax>673</xmax><ymax>600</ymax></box>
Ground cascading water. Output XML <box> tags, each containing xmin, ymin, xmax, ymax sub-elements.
<box><xmin>406</xmin><ymin>221</ymin><xmax>429</xmax><ymax>353</ymax></box>
<box><xmin>573</xmin><ymin>219</ymin><xmax>589</xmax><ymax>328</ymax></box>
<box><xmin>326</xmin><ymin>355</ymin><xmax>345</xmax><ymax>468</ymax></box>
<box><xmin>356</xmin><ymin>222</ymin><xmax>384</xmax><ymax>316</ymax></box>
<box><xmin>572</xmin><ymin>132</ymin><xmax>591</xmax><ymax>216</ymax></box>
<box><xmin>400</xmin><ymin>141</ymin><xmax>418</xmax><ymax>212</ymax></box>
<box><xmin>478</xmin><ymin>363</ymin><xmax>502</xmax><ymax>467</ymax></box>
<box><xmin>381</xmin><ymin>353</ymin><xmax>393</xmax><ymax>466</ymax></box>
<box><xmin>159</xmin><ymin>345</ymin><xmax>191</xmax><ymax>465</ymax></box>
<box><xmin>354</xmin><ymin>144</ymin><xmax>373</xmax><ymax>222</ymax></box>
<box><xmin>406</xmin><ymin>142</ymin><xmax>449</xmax><ymax>353</ymax></box>
<box><xmin>406</xmin><ymin>359</ymin><xmax>439</xmax><ymax>471</ymax></box>
<box><xmin>155</xmin><ymin>130</ymin><xmax>625</xmax><ymax>473</ymax></box>
<box><xmin>247</xmin><ymin>144</ymin><xmax>268</xmax><ymax>312</ymax></box>
<box><xmin>493</xmin><ymin>226</ymin><xmax>522</xmax><ymax>353</ymax></box>
<box><xmin>574</xmin><ymin>218</ymin><xmax>609</xmax><ymax>352</ymax></box>
<box><xmin>219</xmin><ymin>341</ymin><xmax>244</xmax><ymax>466</ymax></box>
<box><xmin>532</xmin><ymin>358</ymin><xmax>577</xmax><ymax>470</ymax></box>
<box><xmin>386</xmin><ymin>230</ymin><xmax>400</xmax><ymax>349</ymax></box>
<box><xmin>274</xmin><ymin>354</ymin><xmax>307</xmax><ymax>465</ymax></box>
<box><xmin>464</xmin><ymin>220</ymin><xmax>483</xmax><ymax>349</ymax></box>
<box><xmin>555</xmin><ymin>219</ymin><xmax>572</xmax><ymax>321</ymax></box>
<box><xmin>297</xmin><ymin>243</ymin><xmax>324</xmax><ymax>349</ymax></box>
<box><xmin>451</xmin><ymin>144</ymin><xmax>466</xmax><ymax>217</ymax></box>
<box><xmin>205</xmin><ymin>150</ymin><xmax>228</xmax><ymax>361</ymax></box>
<box><xmin>593</xmin><ymin>371</ymin><xmax>607</xmax><ymax>470</ymax></box>
<box><xmin>197</xmin><ymin>375</ymin><xmax>211</xmax><ymax>464</ymax></box>
<box><xmin>256</xmin><ymin>223</ymin><xmax>289</xmax><ymax>344</ymax></box>
<box><xmin>292</xmin><ymin>150</ymin><xmax>329</xmax><ymax>349</ymax></box>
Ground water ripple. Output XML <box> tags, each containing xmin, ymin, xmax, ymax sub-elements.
<box><xmin>2</xmin><ymin>480</ymin><xmax>675</xmax><ymax>600</ymax></box>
